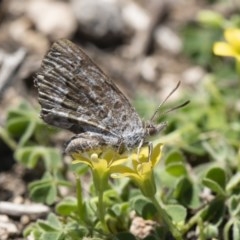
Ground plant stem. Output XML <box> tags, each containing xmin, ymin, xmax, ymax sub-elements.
<box><xmin>0</xmin><ymin>127</ymin><xmax>17</xmax><ymax>150</ymax></box>
<box><xmin>98</xmin><ymin>188</ymin><xmax>109</xmax><ymax>233</ymax></box>
<box><xmin>236</xmin><ymin>60</ymin><xmax>240</xmax><ymax>77</ymax></box>
<box><xmin>76</xmin><ymin>176</ymin><xmax>86</xmax><ymax>225</ymax></box>
<box><xmin>181</xmin><ymin>205</ymin><xmax>207</xmax><ymax>234</ymax></box>
<box><xmin>150</xmin><ymin>196</ymin><xmax>183</xmax><ymax>240</ymax></box>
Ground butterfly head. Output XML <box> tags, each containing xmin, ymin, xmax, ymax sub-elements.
<box><xmin>145</xmin><ymin>121</ymin><xmax>167</xmax><ymax>137</ymax></box>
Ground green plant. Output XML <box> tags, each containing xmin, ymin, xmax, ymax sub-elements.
<box><xmin>0</xmin><ymin>102</ymin><xmax>70</xmax><ymax>204</ymax></box>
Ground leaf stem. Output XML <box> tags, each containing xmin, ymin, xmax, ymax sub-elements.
<box><xmin>150</xmin><ymin>196</ymin><xmax>183</xmax><ymax>240</ymax></box>
<box><xmin>97</xmin><ymin>188</ymin><xmax>109</xmax><ymax>233</ymax></box>
<box><xmin>76</xmin><ymin>175</ymin><xmax>86</xmax><ymax>225</ymax></box>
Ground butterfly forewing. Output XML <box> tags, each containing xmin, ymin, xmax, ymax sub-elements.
<box><xmin>35</xmin><ymin>39</ymin><xmax>145</xmax><ymax>150</ymax></box>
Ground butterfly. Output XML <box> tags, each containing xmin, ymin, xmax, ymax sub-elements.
<box><xmin>35</xmin><ymin>39</ymin><xmax>186</xmax><ymax>154</ymax></box>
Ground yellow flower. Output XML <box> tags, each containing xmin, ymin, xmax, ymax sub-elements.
<box><xmin>213</xmin><ymin>28</ymin><xmax>240</xmax><ymax>60</ymax></box>
<box><xmin>71</xmin><ymin>148</ymin><xmax>130</xmax><ymax>232</ymax></box>
<box><xmin>111</xmin><ymin>143</ymin><xmax>163</xmax><ymax>198</ymax></box>
<box><xmin>72</xmin><ymin>149</ymin><xmax>128</xmax><ymax>192</ymax></box>
<box><xmin>71</xmin><ymin>143</ymin><xmax>163</xmax><ymax>198</ymax></box>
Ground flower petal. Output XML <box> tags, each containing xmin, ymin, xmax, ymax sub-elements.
<box><xmin>151</xmin><ymin>143</ymin><xmax>163</xmax><ymax>166</ymax></box>
<box><xmin>213</xmin><ymin>42</ymin><xmax>237</xmax><ymax>56</ymax></box>
<box><xmin>137</xmin><ymin>162</ymin><xmax>152</xmax><ymax>175</ymax></box>
<box><xmin>110</xmin><ymin>165</ymin><xmax>141</xmax><ymax>182</ymax></box>
<box><xmin>110</xmin><ymin>157</ymin><xmax>129</xmax><ymax>166</ymax></box>
<box><xmin>139</xmin><ymin>146</ymin><xmax>149</xmax><ymax>158</ymax></box>
<box><xmin>110</xmin><ymin>165</ymin><xmax>135</xmax><ymax>174</ymax></box>
<box><xmin>72</xmin><ymin>153</ymin><xmax>93</xmax><ymax>167</ymax></box>
<box><xmin>225</xmin><ymin>28</ymin><xmax>240</xmax><ymax>51</ymax></box>
<box><xmin>129</xmin><ymin>146</ymin><xmax>149</xmax><ymax>162</ymax></box>
<box><xmin>72</xmin><ymin>159</ymin><xmax>92</xmax><ymax>167</ymax></box>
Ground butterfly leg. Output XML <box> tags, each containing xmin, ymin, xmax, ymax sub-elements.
<box><xmin>148</xmin><ymin>142</ymin><xmax>153</xmax><ymax>161</ymax></box>
<box><xmin>136</xmin><ymin>139</ymin><xmax>145</xmax><ymax>161</ymax></box>
<box><xmin>65</xmin><ymin>132</ymin><xmax>119</xmax><ymax>154</ymax></box>
<box><xmin>137</xmin><ymin>140</ymin><xmax>153</xmax><ymax>161</ymax></box>
<box><xmin>116</xmin><ymin>139</ymin><xmax>125</xmax><ymax>154</ymax></box>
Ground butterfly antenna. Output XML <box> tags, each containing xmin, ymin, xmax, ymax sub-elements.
<box><xmin>150</xmin><ymin>81</ymin><xmax>181</xmax><ymax>121</ymax></box>
<box><xmin>162</xmin><ymin>100</ymin><xmax>190</xmax><ymax>116</ymax></box>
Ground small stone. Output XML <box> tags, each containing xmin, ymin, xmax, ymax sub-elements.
<box><xmin>130</xmin><ymin>216</ymin><xmax>157</xmax><ymax>239</ymax></box>
<box><xmin>155</xmin><ymin>26</ymin><xmax>182</xmax><ymax>54</ymax></box>
<box><xmin>27</xmin><ymin>0</ymin><xmax>77</xmax><ymax>39</ymax></box>
<box><xmin>182</xmin><ymin>66</ymin><xmax>205</xmax><ymax>84</ymax></box>
<box><xmin>140</xmin><ymin>57</ymin><xmax>158</xmax><ymax>82</ymax></box>
<box><xmin>0</xmin><ymin>215</ymin><xmax>18</xmax><ymax>235</ymax></box>
<box><xmin>20</xmin><ymin>215</ymin><xmax>30</xmax><ymax>225</ymax></box>
<box><xmin>71</xmin><ymin>0</ymin><xmax>126</xmax><ymax>43</ymax></box>
<box><xmin>13</xmin><ymin>196</ymin><xmax>24</xmax><ymax>204</ymax></box>
<box><xmin>0</xmin><ymin>215</ymin><xmax>9</xmax><ymax>222</ymax></box>
<box><xmin>122</xmin><ymin>2</ymin><xmax>150</xmax><ymax>31</ymax></box>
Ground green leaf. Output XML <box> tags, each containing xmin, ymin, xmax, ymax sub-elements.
<box><xmin>226</xmin><ymin>172</ymin><xmax>240</xmax><ymax>192</ymax></box>
<box><xmin>37</xmin><ymin>213</ymin><xmax>66</xmax><ymax>240</ymax></box>
<box><xmin>202</xmin><ymin>178</ymin><xmax>226</xmax><ymax>196</ymax></box>
<box><xmin>141</xmin><ymin>236</ymin><xmax>158</xmax><ymax>240</ymax></box>
<box><xmin>41</xmin><ymin>232</ymin><xmax>64</xmax><ymax>240</ymax></box>
<box><xmin>165</xmin><ymin>151</ymin><xmax>185</xmax><ymax>165</ymax></box>
<box><xmin>7</xmin><ymin>117</ymin><xmax>30</xmax><ymax>136</ymax></box>
<box><xmin>43</xmin><ymin>148</ymin><xmax>62</xmax><ymax>170</ymax></box>
<box><xmin>38</xmin><ymin>220</ymin><xmax>59</xmax><ymax>232</ymax></box>
<box><xmin>110</xmin><ymin>202</ymin><xmax>129</xmax><ymax>218</ymax></box>
<box><xmin>131</xmin><ymin>196</ymin><xmax>150</xmax><ymax>216</ymax></box>
<box><xmin>201</xmin><ymin>197</ymin><xmax>225</xmax><ymax>224</ymax></box>
<box><xmin>174</xmin><ymin>177</ymin><xmax>201</xmax><ymax>208</ymax></box>
<box><xmin>131</xmin><ymin>197</ymin><xmax>157</xmax><ymax>219</ymax></box>
<box><xmin>15</xmin><ymin>146</ymin><xmax>41</xmax><ymax>168</ymax></box>
<box><xmin>165</xmin><ymin>163</ymin><xmax>187</xmax><ymax>177</ymax></box>
<box><xmin>228</xmin><ymin>195</ymin><xmax>240</xmax><ymax>217</ymax></box>
<box><xmin>103</xmin><ymin>189</ymin><xmax>121</xmax><ymax>206</ymax></box>
<box><xmin>116</xmin><ymin>232</ymin><xmax>136</xmax><ymax>240</ymax></box>
<box><xmin>233</xmin><ymin>221</ymin><xmax>240</xmax><ymax>240</ymax></box>
<box><xmin>202</xmin><ymin>167</ymin><xmax>226</xmax><ymax>196</ymax></box>
<box><xmin>6</xmin><ymin>102</ymin><xmax>43</xmax><ymax>146</ymax></box>
<box><xmin>4</xmin><ymin>101</ymin><xmax>60</xmax><ymax>149</ymax></box>
<box><xmin>203</xmin><ymin>224</ymin><xmax>218</xmax><ymax>239</ymax></box>
<box><xmin>197</xmin><ymin>10</ymin><xmax>224</xmax><ymax>28</ymax></box>
<box><xmin>24</xmin><ymin>212</ymin><xmax>88</xmax><ymax>239</ymax></box>
<box><xmin>15</xmin><ymin>146</ymin><xmax>62</xmax><ymax>170</ymax></box>
<box><xmin>56</xmin><ymin>197</ymin><xmax>78</xmax><ymax>216</ymax></box>
<box><xmin>29</xmin><ymin>172</ymin><xmax>60</xmax><ymax>204</ymax></box>
<box><xmin>142</xmin><ymin>202</ymin><xmax>157</xmax><ymax>219</ymax></box>
<box><xmin>165</xmin><ymin>151</ymin><xmax>187</xmax><ymax>177</ymax></box>
<box><xmin>46</xmin><ymin>213</ymin><xmax>62</xmax><ymax>228</ymax></box>
<box><xmin>165</xmin><ymin>204</ymin><xmax>187</xmax><ymax>224</ymax></box>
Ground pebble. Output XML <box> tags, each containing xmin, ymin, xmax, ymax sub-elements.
<box><xmin>155</xmin><ymin>26</ymin><xmax>182</xmax><ymax>54</ymax></box>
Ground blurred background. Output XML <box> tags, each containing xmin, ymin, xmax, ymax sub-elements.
<box><xmin>0</xmin><ymin>0</ymin><xmax>239</xmax><ymax>112</ymax></box>
<box><xmin>0</xmin><ymin>0</ymin><xmax>225</xmax><ymax>107</ymax></box>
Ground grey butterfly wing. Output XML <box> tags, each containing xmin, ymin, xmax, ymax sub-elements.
<box><xmin>35</xmin><ymin>39</ymin><xmax>143</xmax><ymax>138</ymax></box>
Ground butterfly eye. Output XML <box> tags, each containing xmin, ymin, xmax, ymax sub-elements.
<box><xmin>146</xmin><ymin>125</ymin><xmax>157</xmax><ymax>136</ymax></box>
